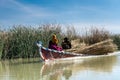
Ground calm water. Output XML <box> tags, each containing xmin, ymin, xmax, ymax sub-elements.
<box><xmin>0</xmin><ymin>53</ymin><xmax>120</xmax><ymax>80</ymax></box>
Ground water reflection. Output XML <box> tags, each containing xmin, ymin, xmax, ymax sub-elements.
<box><xmin>0</xmin><ymin>56</ymin><xmax>118</xmax><ymax>80</ymax></box>
<box><xmin>0</xmin><ymin>58</ymin><xmax>42</xmax><ymax>80</ymax></box>
<box><xmin>41</xmin><ymin>56</ymin><xmax>117</xmax><ymax>80</ymax></box>
<box><xmin>41</xmin><ymin>62</ymin><xmax>73</xmax><ymax>80</ymax></box>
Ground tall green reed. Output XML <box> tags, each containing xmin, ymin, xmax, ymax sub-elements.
<box><xmin>112</xmin><ymin>34</ymin><xmax>120</xmax><ymax>50</ymax></box>
<box><xmin>1</xmin><ymin>26</ymin><xmax>40</xmax><ymax>59</ymax></box>
<box><xmin>1</xmin><ymin>24</ymin><xmax>63</xmax><ymax>59</ymax></box>
<box><xmin>0</xmin><ymin>31</ymin><xmax>4</xmax><ymax>59</ymax></box>
<box><xmin>80</xmin><ymin>27</ymin><xmax>110</xmax><ymax>45</ymax></box>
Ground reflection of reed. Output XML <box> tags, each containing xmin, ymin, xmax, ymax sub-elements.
<box><xmin>0</xmin><ymin>60</ymin><xmax>10</xmax><ymax>77</ymax></box>
<box><xmin>41</xmin><ymin>56</ymin><xmax>117</xmax><ymax>80</ymax></box>
<box><xmin>0</xmin><ymin>59</ymin><xmax>42</xmax><ymax>80</ymax></box>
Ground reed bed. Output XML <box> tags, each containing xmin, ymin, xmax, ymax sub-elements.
<box><xmin>0</xmin><ymin>31</ymin><xmax>4</xmax><ymax>59</ymax></box>
<box><xmin>80</xmin><ymin>27</ymin><xmax>110</xmax><ymax>45</ymax></box>
<box><xmin>0</xmin><ymin>24</ymin><xmax>65</xmax><ymax>59</ymax></box>
<box><xmin>0</xmin><ymin>24</ymin><xmax>119</xmax><ymax>59</ymax></box>
<box><xmin>112</xmin><ymin>34</ymin><xmax>120</xmax><ymax>50</ymax></box>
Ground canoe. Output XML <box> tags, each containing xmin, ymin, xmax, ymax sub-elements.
<box><xmin>37</xmin><ymin>41</ymin><xmax>84</xmax><ymax>61</ymax></box>
<box><xmin>37</xmin><ymin>41</ymin><xmax>119</xmax><ymax>62</ymax></box>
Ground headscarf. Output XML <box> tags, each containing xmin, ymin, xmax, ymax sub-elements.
<box><xmin>52</xmin><ymin>34</ymin><xmax>58</xmax><ymax>45</ymax></box>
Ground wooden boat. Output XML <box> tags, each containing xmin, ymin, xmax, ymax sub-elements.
<box><xmin>37</xmin><ymin>41</ymin><xmax>119</xmax><ymax>62</ymax></box>
<box><xmin>37</xmin><ymin>41</ymin><xmax>84</xmax><ymax>61</ymax></box>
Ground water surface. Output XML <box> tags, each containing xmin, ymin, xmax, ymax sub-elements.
<box><xmin>0</xmin><ymin>53</ymin><xmax>120</xmax><ymax>80</ymax></box>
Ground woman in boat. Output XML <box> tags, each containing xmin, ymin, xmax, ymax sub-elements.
<box><xmin>48</xmin><ymin>34</ymin><xmax>62</xmax><ymax>51</ymax></box>
<box><xmin>61</xmin><ymin>37</ymin><xmax>72</xmax><ymax>49</ymax></box>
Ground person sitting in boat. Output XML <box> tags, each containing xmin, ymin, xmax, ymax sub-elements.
<box><xmin>61</xmin><ymin>37</ymin><xmax>72</xmax><ymax>49</ymax></box>
<box><xmin>48</xmin><ymin>34</ymin><xmax>62</xmax><ymax>51</ymax></box>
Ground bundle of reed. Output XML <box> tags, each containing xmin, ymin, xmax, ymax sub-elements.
<box><xmin>66</xmin><ymin>39</ymin><xmax>118</xmax><ymax>55</ymax></box>
<box><xmin>76</xmin><ymin>39</ymin><xmax>118</xmax><ymax>55</ymax></box>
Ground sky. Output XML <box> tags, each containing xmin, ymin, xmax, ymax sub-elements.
<box><xmin>0</xmin><ymin>0</ymin><xmax>120</xmax><ymax>34</ymax></box>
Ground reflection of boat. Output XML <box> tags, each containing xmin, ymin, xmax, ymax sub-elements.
<box><xmin>40</xmin><ymin>62</ymin><xmax>73</xmax><ymax>80</ymax></box>
<box><xmin>37</xmin><ymin>41</ymin><xmax>120</xmax><ymax>61</ymax></box>
<box><xmin>40</xmin><ymin>55</ymin><xmax>117</xmax><ymax>80</ymax></box>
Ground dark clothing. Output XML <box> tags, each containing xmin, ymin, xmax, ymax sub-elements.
<box><xmin>48</xmin><ymin>40</ymin><xmax>57</xmax><ymax>49</ymax></box>
<box><xmin>61</xmin><ymin>38</ymin><xmax>71</xmax><ymax>49</ymax></box>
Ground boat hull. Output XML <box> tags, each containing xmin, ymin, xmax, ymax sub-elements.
<box><xmin>40</xmin><ymin>47</ymin><xmax>81</xmax><ymax>61</ymax></box>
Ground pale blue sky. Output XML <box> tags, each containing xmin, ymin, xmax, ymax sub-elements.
<box><xmin>0</xmin><ymin>0</ymin><xmax>120</xmax><ymax>34</ymax></box>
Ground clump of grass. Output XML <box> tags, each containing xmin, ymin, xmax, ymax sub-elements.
<box><xmin>0</xmin><ymin>31</ymin><xmax>4</xmax><ymax>59</ymax></box>
<box><xmin>81</xmin><ymin>27</ymin><xmax>110</xmax><ymax>45</ymax></box>
<box><xmin>1</xmin><ymin>26</ymin><xmax>38</xmax><ymax>59</ymax></box>
<box><xmin>112</xmin><ymin>34</ymin><xmax>120</xmax><ymax>50</ymax></box>
<box><xmin>64</xmin><ymin>26</ymin><xmax>79</xmax><ymax>40</ymax></box>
